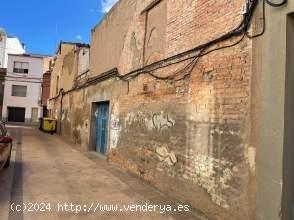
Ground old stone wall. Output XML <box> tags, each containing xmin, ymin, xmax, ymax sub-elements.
<box><xmin>49</xmin><ymin>0</ymin><xmax>256</xmax><ymax>219</ymax></box>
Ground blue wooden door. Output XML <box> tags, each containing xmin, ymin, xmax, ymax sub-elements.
<box><xmin>96</xmin><ymin>102</ymin><xmax>109</xmax><ymax>154</ymax></box>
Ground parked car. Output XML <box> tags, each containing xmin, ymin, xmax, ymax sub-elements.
<box><xmin>0</xmin><ymin>121</ymin><xmax>13</xmax><ymax>170</ymax></box>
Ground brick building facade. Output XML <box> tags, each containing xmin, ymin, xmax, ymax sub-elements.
<box><xmin>48</xmin><ymin>0</ymin><xmax>293</xmax><ymax>219</ymax></box>
<box><xmin>41</xmin><ymin>70</ymin><xmax>51</xmax><ymax>117</ymax></box>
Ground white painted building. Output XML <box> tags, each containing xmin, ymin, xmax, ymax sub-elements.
<box><xmin>0</xmin><ymin>28</ymin><xmax>25</xmax><ymax>68</ymax></box>
<box><xmin>0</xmin><ymin>28</ymin><xmax>7</xmax><ymax>68</ymax></box>
<box><xmin>2</xmin><ymin>54</ymin><xmax>49</xmax><ymax>124</ymax></box>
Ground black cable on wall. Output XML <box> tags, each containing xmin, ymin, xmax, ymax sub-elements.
<box><xmin>51</xmin><ymin>0</ymin><xmax>288</xmax><ymax>99</ymax></box>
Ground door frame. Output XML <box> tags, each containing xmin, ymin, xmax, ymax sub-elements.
<box><xmin>89</xmin><ymin>101</ymin><xmax>111</xmax><ymax>156</ymax></box>
<box><xmin>31</xmin><ymin>107</ymin><xmax>39</xmax><ymax>123</ymax></box>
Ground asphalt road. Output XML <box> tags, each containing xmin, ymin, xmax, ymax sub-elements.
<box><xmin>0</xmin><ymin>126</ymin><xmax>198</xmax><ymax>220</ymax></box>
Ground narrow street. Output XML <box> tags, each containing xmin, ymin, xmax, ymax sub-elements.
<box><xmin>0</xmin><ymin>126</ymin><xmax>196</xmax><ymax>220</ymax></box>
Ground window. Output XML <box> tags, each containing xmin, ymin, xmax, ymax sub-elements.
<box><xmin>12</xmin><ymin>85</ymin><xmax>27</xmax><ymax>97</ymax></box>
<box><xmin>13</xmin><ymin>61</ymin><xmax>29</xmax><ymax>74</ymax></box>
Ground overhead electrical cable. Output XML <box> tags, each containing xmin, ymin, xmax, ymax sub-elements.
<box><xmin>51</xmin><ymin>0</ymin><xmax>287</xmax><ymax>99</ymax></box>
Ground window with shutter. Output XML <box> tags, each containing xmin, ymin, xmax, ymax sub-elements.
<box><xmin>11</xmin><ymin>85</ymin><xmax>27</xmax><ymax>97</ymax></box>
<box><xmin>13</xmin><ymin>61</ymin><xmax>29</xmax><ymax>74</ymax></box>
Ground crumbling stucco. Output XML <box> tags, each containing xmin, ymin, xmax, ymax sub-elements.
<box><xmin>48</xmin><ymin>0</ymin><xmax>257</xmax><ymax>219</ymax></box>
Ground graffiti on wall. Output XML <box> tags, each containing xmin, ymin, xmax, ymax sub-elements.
<box><xmin>111</xmin><ymin>119</ymin><xmax>120</xmax><ymax>130</ymax></box>
<box><xmin>110</xmin><ymin>117</ymin><xmax>121</xmax><ymax>150</ymax></box>
<box><xmin>151</xmin><ymin>112</ymin><xmax>175</xmax><ymax>130</ymax></box>
<box><xmin>124</xmin><ymin>111</ymin><xmax>175</xmax><ymax>131</ymax></box>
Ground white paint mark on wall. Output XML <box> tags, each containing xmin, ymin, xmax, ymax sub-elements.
<box><xmin>110</xmin><ymin>116</ymin><xmax>121</xmax><ymax>150</ymax></box>
<box><xmin>245</xmin><ymin>144</ymin><xmax>256</xmax><ymax>174</ymax></box>
<box><xmin>156</xmin><ymin>145</ymin><xmax>177</xmax><ymax>166</ymax></box>
<box><xmin>182</xmin><ymin>154</ymin><xmax>233</xmax><ymax>209</ymax></box>
<box><xmin>109</xmin><ymin>102</ymin><xmax>121</xmax><ymax>150</ymax></box>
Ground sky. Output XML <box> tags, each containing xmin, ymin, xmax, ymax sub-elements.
<box><xmin>0</xmin><ymin>0</ymin><xmax>118</xmax><ymax>55</ymax></box>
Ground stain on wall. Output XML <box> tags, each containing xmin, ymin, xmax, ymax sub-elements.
<box><xmin>49</xmin><ymin>0</ymin><xmax>256</xmax><ymax>219</ymax></box>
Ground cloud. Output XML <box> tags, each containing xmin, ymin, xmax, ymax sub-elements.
<box><xmin>101</xmin><ymin>0</ymin><xmax>118</xmax><ymax>13</ymax></box>
<box><xmin>76</xmin><ymin>35</ymin><xmax>82</xmax><ymax>40</ymax></box>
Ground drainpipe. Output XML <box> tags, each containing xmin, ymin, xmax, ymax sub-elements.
<box><xmin>58</xmin><ymin>88</ymin><xmax>64</xmax><ymax>135</ymax></box>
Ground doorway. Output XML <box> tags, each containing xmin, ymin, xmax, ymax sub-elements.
<box><xmin>7</xmin><ymin>107</ymin><xmax>25</xmax><ymax>122</ymax></box>
<box><xmin>95</xmin><ymin>102</ymin><xmax>109</xmax><ymax>155</ymax></box>
<box><xmin>31</xmin><ymin>108</ymin><xmax>38</xmax><ymax>123</ymax></box>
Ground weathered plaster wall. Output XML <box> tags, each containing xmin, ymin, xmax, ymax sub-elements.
<box><xmin>61</xmin><ymin>48</ymin><xmax>78</xmax><ymax>91</ymax></box>
<box><xmin>109</xmin><ymin>38</ymin><xmax>253</xmax><ymax>219</ymax></box>
<box><xmin>251</xmin><ymin>2</ymin><xmax>294</xmax><ymax>220</ymax></box>
<box><xmin>50</xmin><ymin>44</ymin><xmax>76</xmax><ymax>98</ymax></box>
<box><xmin>283</xmin><ymin>14</ymin><xmax>294</xmax><ymax>220</ymax></box>
<box><xmin>90</xmin><ymin>0</ymin><xmax>137</xmax><ymax>75</ymax></box>
<box><xmin>77</xmin><ymin>47</ymin><xmax>90</xmax><ymax>76</ymax></box>
<box><xmin>50</xmin><ymin>0</ymin><xmax>258</xmax><ymax>219</ymax></box>
<box><xmin>91</xmin><ymin>0</ymin><xmax>245</xmax><ymax>76</ymax></box>
<box><xmin>53</xmin><ymin>78</ymin><xmax>127</xmax><ymax>148</ymax></box>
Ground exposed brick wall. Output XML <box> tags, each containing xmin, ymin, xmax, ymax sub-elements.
<box><xmin>166</xmin><ymin>0</ymin><xmax>244</xmax><ymax>57</ymax></box>
<box><xmin>108</xmin><ymin>38</ymin><xmax>253</xmax><ymax>219</ymax></box>
<box><xmin>49</xmin><ymin>0</ymin><xmax>256</xmax><ymax>219</ymax></box>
